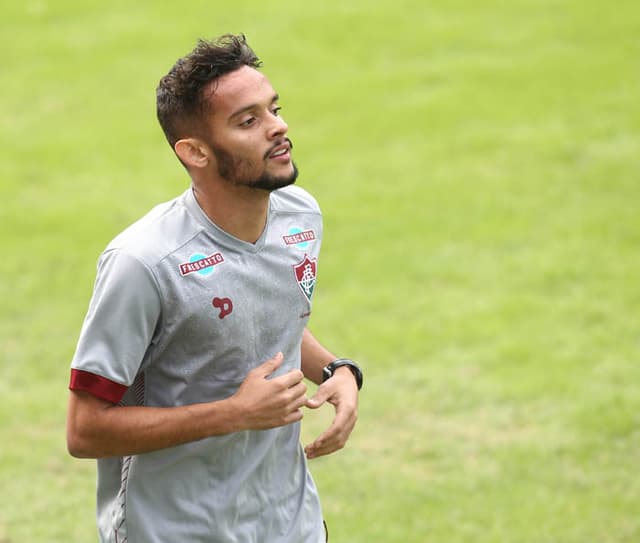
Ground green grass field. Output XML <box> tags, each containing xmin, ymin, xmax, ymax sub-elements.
<box><xmin>1</xmin><ymin>1</ymin><xmax>639</xmax><ymax>541</ymax></box>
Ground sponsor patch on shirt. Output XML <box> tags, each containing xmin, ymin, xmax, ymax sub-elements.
<box><xmin>283</xmin><ymin>227</ymin><xmax>316</xmax><ymax>249</ymax></box>
<box><xmin>179</xmin><ymin>252</ymin><xmax>224</xmax><ymax>277</ymax></box>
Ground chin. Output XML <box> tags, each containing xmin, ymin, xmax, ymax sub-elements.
<box><xmin>250</xmin><ymin>163</ymin><xmax>299</xmax><ymax>192</ymax></box>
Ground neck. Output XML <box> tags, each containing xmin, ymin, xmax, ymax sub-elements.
<box><xmin>191</xmin><ymin>181</ymin><xmax>271</xmax><ymax>244</ymax></box>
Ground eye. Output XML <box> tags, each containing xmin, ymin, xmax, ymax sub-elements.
<box><xmin>239</xmin><ymin>116</ymin><xmax>257</xmax><ymax>127</ymax></box>
<box><xmin>272</xmin><ymin>106</ymin><xmax>282</xmax><ymax>116</ymax></box>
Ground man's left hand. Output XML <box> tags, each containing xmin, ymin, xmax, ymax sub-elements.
<box><xmin>303</xmin><ymin>366</ymin><xmax>359</xmax><ymax>459</ymax></box>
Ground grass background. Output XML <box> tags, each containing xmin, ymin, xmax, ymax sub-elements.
<box><xmin>1</xmin><ymin>0</ymin><xmax>639</xmax><ymax>541</ymax></box>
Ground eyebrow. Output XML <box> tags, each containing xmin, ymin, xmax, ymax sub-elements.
<box><xmin>229</xmin><ymin>94</ymin><xmax>279</xmax><ymax>121</ymax></box>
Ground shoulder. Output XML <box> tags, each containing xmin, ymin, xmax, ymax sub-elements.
<box><xmin>270</xmin><ymin>185</ymin><xmax>321</xmax><ymax>215</ymax></box>
<box><xmin>104</xmin><ymin>190</ymin><xmax>203</xmax><ymax>267</ymax></box>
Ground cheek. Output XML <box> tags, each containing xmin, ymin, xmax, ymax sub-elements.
<box><xmin>228</xmin><ymin>153</ymin><xmax>265</xmax><ymax>182</ymax></box>
<box><xmin>238</xmin><ymin>138</ymin><xmax>265</xmax><ymax>162</ymax></box>
<box><xmin>213</xmin><ymin>141</ymin><xmax>262</xmax><ymax>176</ymax></box>
<box><xmin>235</xmin><ymin>156</ymin><xmax>262</xmax><ymax>177</ymax></box>
<box><xmin>235</xmin><ymin>143</ymin><xmax>267</xmax><ymax>173</ymax></box>
<box><xmin>226</xmin><ymin>137</ymin><xmax>263</xmax><ymax>161</ymax></box>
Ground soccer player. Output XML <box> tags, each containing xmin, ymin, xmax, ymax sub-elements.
<box><xmin>66</xmin><ymin>34</ymin><xmax>363</xmax><ymax>542</ymax></box>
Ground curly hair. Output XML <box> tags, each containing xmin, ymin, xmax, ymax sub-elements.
<box><xmin>156</xmin><ymin>34</ymin><xmax>262</xmax><ymax>147</ymax></box>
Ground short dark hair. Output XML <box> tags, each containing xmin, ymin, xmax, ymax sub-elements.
<box><xmin>156</xmin><ymin>34</ymin><xmax>262</xmax><ymax>147</ymax></box>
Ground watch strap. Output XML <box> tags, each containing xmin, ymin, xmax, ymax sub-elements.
<box><xmin>322</xmin><ymin>358</ymin><xmax>363</xmax><ymax>390</ymax></box>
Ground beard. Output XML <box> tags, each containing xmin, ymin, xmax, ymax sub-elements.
<box><xmin>211</xmin><ymin>139</ymin><xmax>299</xmax><ymax>192</ymax></box>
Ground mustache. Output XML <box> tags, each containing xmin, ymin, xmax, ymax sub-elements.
<box><xmin>264</xmin><ymin>137</ymin><xmax>293</xmax><ymax>160</ymax></box>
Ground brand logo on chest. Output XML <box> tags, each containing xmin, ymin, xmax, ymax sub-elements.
<box><xmin>283</xmin><ymin>227</ymin><xmax>316</xmax><ymax>249</ymax></box>
<box><xmin>293</xmin><ymin>254</ymin><xmax>317</xmax><ymax>302</ymax></box>
<box><xmin>212</xmin><ymin>297</ymin><xmax>233</xmax><ymax>319</ymax></box>
<box><xmin>179</xmin><ymin>252</ymin><xmax>224</xmax><ymax>277</ymax></box>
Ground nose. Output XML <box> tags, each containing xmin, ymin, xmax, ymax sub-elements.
<box><xmin>267</xmin><ymin>114</ymin><xmax>288</xmax><ymax>139</ymax></box>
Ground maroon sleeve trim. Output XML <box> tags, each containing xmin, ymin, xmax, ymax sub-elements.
<box><xmin>69</xmin><ymin>369</ymin><xmax>128</xmax><ymax>404</ymax></box>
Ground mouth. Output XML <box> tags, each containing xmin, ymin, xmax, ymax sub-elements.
<box><xmin>266</xmin><ymin>139</ymin><xmax>293</xmax><ymax>161</ymax></box>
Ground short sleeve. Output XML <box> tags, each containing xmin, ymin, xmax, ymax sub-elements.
<box><xmin>69</xmin><ymin>249</ymin><xmax>162</xmax><ymax>403</ymax></box>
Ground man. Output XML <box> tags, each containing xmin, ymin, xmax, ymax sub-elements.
<box><xmin>66</xmin><ymin>34</ymin><xmax>362</xmax><ymax>542</ymax></box>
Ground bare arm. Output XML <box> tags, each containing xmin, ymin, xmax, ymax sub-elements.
<box><xmin>67</xmin><ymin>353</ymin><xmax>307</xmax><ymax>458</ymax></box>
<box><xmin>300</xmin><ymin>327</ymin><xmax>337</xmax><ymax>384</ymax></box>
<box><xmin>301</xmin><ymin>328</ymin><xmax>359</xmax><ymax>459</ymax></box>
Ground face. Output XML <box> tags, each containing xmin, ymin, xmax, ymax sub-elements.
<box><xmin>202</xmin><ymin>65</ymin><xmax>298</xmax><ymax>191</ymax></box>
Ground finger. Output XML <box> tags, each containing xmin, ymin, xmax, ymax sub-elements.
<box><xmin>290</xmin><ymin>380</ymin><xmax>308</xmax><ymax>397</ymax></box>
<box><xmin>283</xmin><ymin>408</ymin><xmax>305</xmax><ymax>425</ymax></box>
<box><xmin>282</xmin><ymin>386</ymin><xmax>308</xmax><ymax>422</ymax></box>
<box><xmin>306</xmin><ymin>421</ymin><xmax>353</xmax><ymax>458</ymax></box>
<box><xmin>305</xmin><ymin>386</ymin><xmax>331</xmax><ymax>410</ymax></box>
<box><xmin>305</xmin><ymin>405</ymin><xmax>357</xmax><ymax>459</ymax></box>
<box><xmin>285</xmin><ymin>381</ymin><xmax>308</xmax><ymax>407</ymax></box>
<box><xmin>255</xmin><ymin>352</ymin><xmax>284</xmax><ymax>378</ymax></box>
<box><xmin>305</xmin><ymin>416</ymin><xmax>343</xmax><ymax>458</ymax></box>
<box><xmin>305</xmin><ymin>428</ymin><xmax>341</xmax><ymax>459</ymax></box>
<box><xmin>272</xmin><ymin>368</ymin><xmax>305</xmax><ymax>389</ymax></box>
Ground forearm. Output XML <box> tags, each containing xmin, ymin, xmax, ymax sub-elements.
<box><xmin>301</xmin><ymin>327</ymin><xmax>337</xmax><ymax>384</ymax></box>
<box><xmin>67</xmin><ymin>390</ymin><xmax>239</xmax><ymax>458</ymax></box>
<box><xmin>68</xmin><ymin>353</ymin><xmax>308</xmax><ymax>459</ymax></box>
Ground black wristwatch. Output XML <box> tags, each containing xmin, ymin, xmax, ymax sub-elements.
<box><xmin>322</xmin><ymin>358</ymin><xmax>363</xmax><ymax>390</ymax></box>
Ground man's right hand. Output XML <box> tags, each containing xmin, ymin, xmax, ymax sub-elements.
<box><xmin>230</xmin><ymin>352</ymin><xmax>308</xmax><ymax>431</ymax></box>
<box><xmin>67</xmin><ymin>353</ymin><xmax>307</xmax><ymax>459</ymax></box>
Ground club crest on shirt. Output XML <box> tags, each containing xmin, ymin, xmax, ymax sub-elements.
<box><xmin>293</xmin><ymin>254</ymin><xmax>317</xmax><ymax>301</ymax></box>
<box><xmin>283</xmin><ymin>227</ymin><xmax>316</xmax><ymax>249</ymax></box>
<box><xmin>179</xmin><ymin>252</ymin><xmax>224</xmax><ymax>277</ymax></box>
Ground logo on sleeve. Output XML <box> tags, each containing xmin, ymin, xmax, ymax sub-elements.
<box><xmin>293</xmin><ymin>254</ymin><xmax>317</xmax><ymax>301</ymax></box>
<box><xmin>283</xmin><ymin>227</ymin><xmax>316</xmax><ymax>249</ymax></box>
<box><xmin>179</xmin><ymin>252</ymin><xmax>224</xmax><ymax>277</ymax></box>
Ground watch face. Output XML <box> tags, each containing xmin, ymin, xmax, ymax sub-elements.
<box><xmin>322</xmin><ymin>360</ymin><xmax>363</xmax><ymax>390</ymax></box>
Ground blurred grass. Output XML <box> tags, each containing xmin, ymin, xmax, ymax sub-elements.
<box><xmin>1</xmin><ymin>0</ymin><xmax>639</xmax><ymax>541</ymax></box>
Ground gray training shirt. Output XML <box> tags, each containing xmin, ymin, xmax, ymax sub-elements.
<box><xmin>70</xmin><ymin>185</ymin><xmax>325</xmax><ymax>543</ymax></box>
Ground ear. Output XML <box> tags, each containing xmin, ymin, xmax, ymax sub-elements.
<box><xmin>174</xmin><ymin>138</ymin><xmax>210</xmax><ymax>169</ymax></box>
